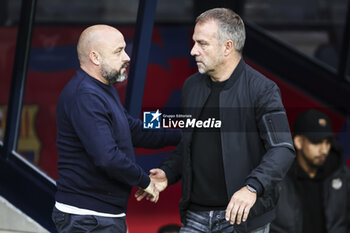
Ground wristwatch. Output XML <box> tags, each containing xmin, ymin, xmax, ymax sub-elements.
<box><xmin>246</xmin><ymin>185</ymin><xmax>257</xmax><ymax>193</ymax></box>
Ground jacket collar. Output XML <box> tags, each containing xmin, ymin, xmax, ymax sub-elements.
<box><xmin>204</xmin><ymin>58</ymin><xmax>245</xmax><ymax>90</ymax></box>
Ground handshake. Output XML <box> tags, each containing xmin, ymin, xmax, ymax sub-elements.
<box><xmin>135</xmin><ymin>168</ymin><xmax>168</xmax><ymax>203</ymax></box>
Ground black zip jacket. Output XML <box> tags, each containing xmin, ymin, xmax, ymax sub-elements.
<box><xmin>271</xmin><ymin>143</ymin><xmax>350</xmax><ymax>233</ymax></box>
<box><xmin>160</xmin><ymin>59</ymin><xmax>295</xmax><ymax>232</ymax></box>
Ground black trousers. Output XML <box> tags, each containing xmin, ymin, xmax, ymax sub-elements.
<box><xmin>52</xmin><ymin>207</ymin><xmax>127</xmax><ymax>233</ymax></box>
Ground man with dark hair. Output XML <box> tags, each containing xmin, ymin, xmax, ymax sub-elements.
<box><xmin>137</xmin><ymin>8</ymin><xmax>295</xmax><ymax>233</ymax></box>
<box><xmin>271</xmin><ymin>109</ymin><xmax>350</xmax><ymax>233</ymax></box>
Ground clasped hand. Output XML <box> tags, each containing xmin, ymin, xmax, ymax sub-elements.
<box><xmin>135</xmin><ymin>168</ymin><xmax>168</xmax><ymax>203</ymax></box>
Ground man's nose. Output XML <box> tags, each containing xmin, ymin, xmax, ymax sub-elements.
<box><xmin>320</xmin><ymin>141</ymin><xmax>329</xmax><ymax>154</ymax></box>
<box><xmin>190</xmin><ymin>43</ymin><xmax>198</xmax><ymax>57</ymax></box>
<box><xmin>123</xmin><ymin>51</ymin><xmax>130</xmax><ymax>62</ymax></box>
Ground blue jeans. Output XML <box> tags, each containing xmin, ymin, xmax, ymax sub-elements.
<box><xmin>52</xmin><ymin>207</ymin><xmax>127</xmax><ymax>233</ymax></box>
<box><xmin>180</xmin><ymin>210</ymin><xmax>270</xmax><ymax>233</ymax></box>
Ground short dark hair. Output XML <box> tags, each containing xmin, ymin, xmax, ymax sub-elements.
<box><xmin>196</xmin><ymin>8</ymin><xmax>246</xmax><ymax>54</ymax></box>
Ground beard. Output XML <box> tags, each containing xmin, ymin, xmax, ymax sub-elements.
<box><xmin>301</xmin><ymin>150</ymin><xmax>327</xmax><ymax>169</ymax></box>
<box><xmin>101</xmin><ymin>62</ymin><xmax>129</xmax><ymax>84</ymax></box>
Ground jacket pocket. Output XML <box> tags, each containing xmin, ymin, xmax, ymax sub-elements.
<box><xmin>261</xmin><ymin>111</ymin><xmax>294</xmax><ymax>151</ymax></box>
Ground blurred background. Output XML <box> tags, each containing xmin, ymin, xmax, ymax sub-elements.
<box><xmin>0</xmin><ymin>0</ymin><xmax>349</xmax><ymax>232</ymax></box>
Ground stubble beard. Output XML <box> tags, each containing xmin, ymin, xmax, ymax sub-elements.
<box><xmin>301</xmin><ymin>150</ymin><xmax>327</xmax><ymax>169</ymax></box>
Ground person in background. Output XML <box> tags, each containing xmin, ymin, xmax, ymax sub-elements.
<box><xmin>52</xmin><ymin>24</ymin><xmax>181</xmax><ymax>233</ymax></box>
<box><xmin>271</xmin><ymin>109</ymin><xmax>350</xmax><ymax>233</ymax></box>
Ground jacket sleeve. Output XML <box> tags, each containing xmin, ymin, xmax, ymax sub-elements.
<box><xmin>125</xmin><ymin>109</ymin><xmax>182</xmax><ymax>148</ymax></box>
<box><xmin>245</xmin><ymin>83</ymin><xmax>295</xmax><ymax>195</ymax></box>
<box><xmin>70</xmin><ymin>93</ymin><xmax>150</xmax><ymax>189</ymax></box>
<box><xmin>159</xmin><ymin>136</ymin><xmax>184</xmax><ymax>185</ymax></box>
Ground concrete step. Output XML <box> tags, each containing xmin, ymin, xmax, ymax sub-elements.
<box><xmin>0</xmin><ymin>196</ymin><xmax>49</xmax><ymax>233</ymax></box>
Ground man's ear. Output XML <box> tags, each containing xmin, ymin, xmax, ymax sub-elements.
<box><xmin>90</xmin><ymin>51</ymin><xmax>100</xmax><ymax>65</ymax></box>
<box><xmin>294</xmin><ymin>135</ymin><xmax>303</xmax><ymax>150</ymax></box>
<box><xmin>224</xmin><ymin>40</ymin><xmax>234</xmax><ymax>56</ymax></box>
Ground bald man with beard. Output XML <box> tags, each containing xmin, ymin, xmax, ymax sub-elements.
<box><xmin>52</xmin><ymin>25</ymin><xmax>181</xmax><ymax>233</ymax></box>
